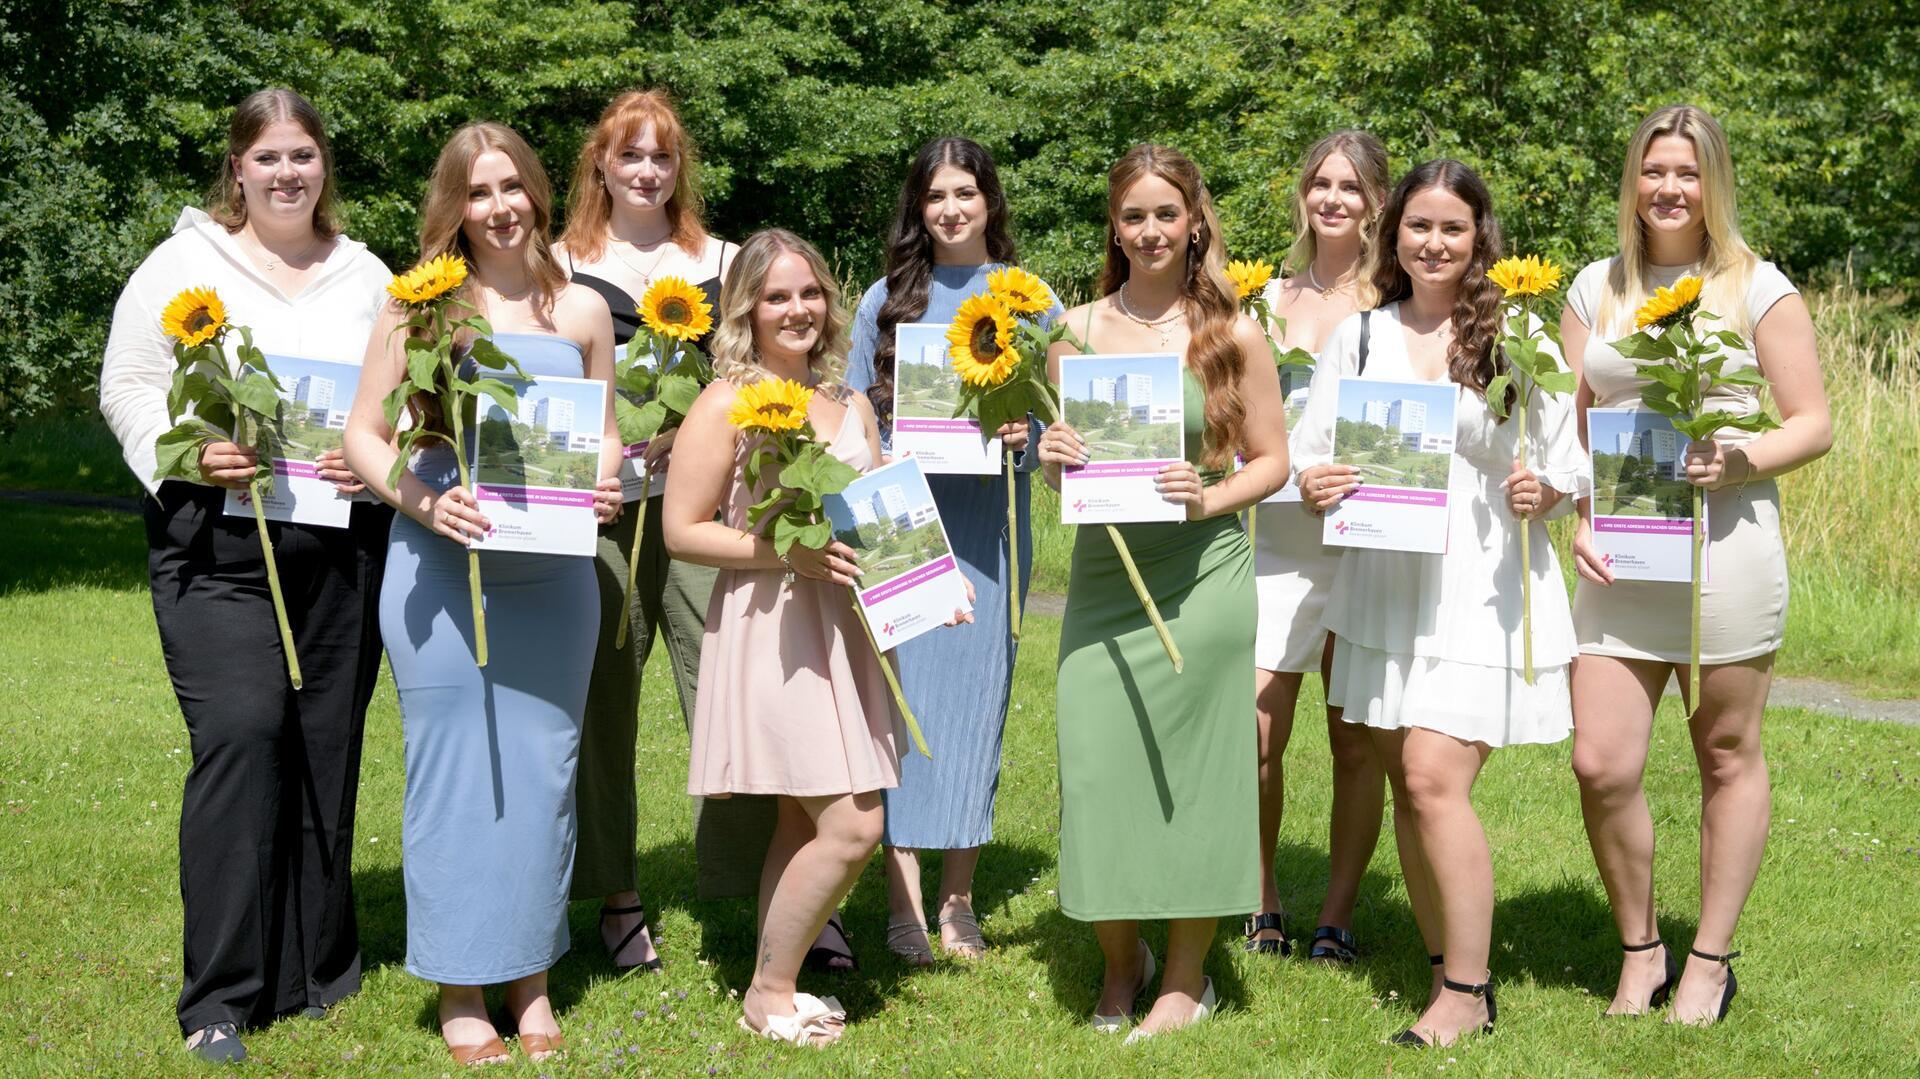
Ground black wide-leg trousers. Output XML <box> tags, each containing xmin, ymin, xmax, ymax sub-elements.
<box><xmin>144</xmin><ymin>482</ymin><xmax>392</xmax><ymax>1035</ymax></box>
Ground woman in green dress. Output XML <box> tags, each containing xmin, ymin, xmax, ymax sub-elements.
<box><xmin>1036</xmin><ymin>144</ymin><xmax>1289</xmax><ymax>1041</ymax></box>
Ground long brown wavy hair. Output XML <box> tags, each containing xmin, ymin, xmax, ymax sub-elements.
<box><xmin>1099</xmin><ymin>144</ymin><xmax>1243</xmax><ymax>468</ymax></box>
<box><xmin>868</xmin><ymin>137</ymin><xmax>1018</xmax><ymax>424</ymax></box>
<box><xmin>1367</xmin><ymin>159</ymin><xmax>1512</xmax><ymax>416</ymax></box>
<box><xmin>208</xmin><ymin>88</ymin><xmax>339</xmax><ymax>240</ymax></box>
<box><xmin>558</xmin><ymin>89</ymin><xmax>710</xmax><ymax>264</ymax></box>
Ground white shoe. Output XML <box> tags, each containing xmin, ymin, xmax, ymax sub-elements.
<box><xmin>1123</xmin><ymin>977</ymin><xmax>1215</xmax><ymax>1044</ymax></box>
<box><xmin>1091</xmin><ymin>940</ymin><xmax>1156</xmax><ymax>1033</ymax></box>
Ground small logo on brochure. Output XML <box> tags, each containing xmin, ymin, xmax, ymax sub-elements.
<box><xmin>882</xmin><ymin>621</ymin><xmax>895</xmax><ymax>637</ymax></box>
<box><xmin>1602</xmin><ymin>553</ymin><xmax>1615</xmax><ymax>568</ymax></box>
<box><xmin>235</xmin><ymin>489</ymin><xmax>253</xmax><ymax>506</ymax></box>
<box><xmin>1333</xmin><ymin>520</ymin><xmax>1349</xmax><ymax>535</ymax></box>
<box><xmin>1072</xmin><ymin>499</ymin><xmax>1087</xmax><ymax>512</ymax></box>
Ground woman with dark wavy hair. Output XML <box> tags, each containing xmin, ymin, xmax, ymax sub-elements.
<box><xmin>1291</xmin><ymin>159</ymin><xmax>1582</xmax><ymax>1047</ymax></box>
<box><xmin>845</xmin><ymin>136</ymin><xmax>1061</xmax><ymax>964</ymax></box>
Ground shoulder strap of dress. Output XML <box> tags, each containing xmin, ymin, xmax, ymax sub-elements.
<box><xmin>1080</xmin><ymin>304</ymin><xmax>1096</xmax><ymax>355</ymax></box>
<box><xmin>1357</xmin><ymin>309</ymin><xmax>1372</xmax><ymax>376</ymax></box>
<box><xmin>718</xmin><ymin>239</ymin><xmax>736</xmax><ymax>278</ymax></box>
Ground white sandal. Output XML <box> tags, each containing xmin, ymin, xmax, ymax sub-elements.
<box><xmin>737</xmin><ymin>993</ymin><xmax>847</xmax><ymax>1048</ymax></box>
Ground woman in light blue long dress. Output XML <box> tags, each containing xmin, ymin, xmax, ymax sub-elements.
<box><xmin>343</xmin><ymin>122</ymin><xmax>622</xmax><ymax>1065</ymax></box>
<box><xmin>845</xmin><ymin>137</ymin><xmax>1061</xmax><ymax>963</ymax></box>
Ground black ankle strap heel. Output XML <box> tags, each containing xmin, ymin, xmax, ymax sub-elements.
<box><xmin>1611</xmin><ymin>939</ymin><xmax>1679</xmax><ymax>1015</ymax></box>
<box><xmin>1389</xmin><ymin>973</ymin><xmax>1495</xmax><ymax>1047</ymax></box>
<box><xmin>1428</xmin><ymin>953</ymin><xmax>1444</xmax><ymax>966</ymax></box>
<box><xmin>1688</xmin><ymin>947</ymin><xmax>1741</xmax><ymax>1023</ymax></box>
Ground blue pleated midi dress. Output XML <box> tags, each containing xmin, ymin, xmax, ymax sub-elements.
<box><xmin>846</xmin><ymin>264</ymin><xmax>1060</xmax><ymax>849</ymax></box>
<box><xmin>381</xmin><ymin>333</ymin><xmax>598</xmax><ymax>984</ymax></box>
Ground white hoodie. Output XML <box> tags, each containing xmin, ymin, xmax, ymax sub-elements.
<box><xmin>99</xmin><ymin>207</ymin><xmax>392</xmax><ymax>496</ymax></box>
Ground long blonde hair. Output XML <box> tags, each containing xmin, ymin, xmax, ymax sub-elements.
<box><xmin>1595</xmin><ymin>105</ymin><xmax>1758</xmax><ymax>336</ymax></box>
<box><xmin>710</xmin><ymin>229</ymin><xmax>847</xmax><ymax>385</ymax></box>
<box><xmin>559</xmin><ymin>89</ymin><xmax>709</xmax><ymax>263</ymax></box>
<box><xmin>416</xmin><ymin>122</ymin><xmax>568</xmax><ymax>312</ymax></box>
<box><xmin>1282</xmin><ymin>129</ymin><xmax>1389</xmax><ymax>309</ymax></box>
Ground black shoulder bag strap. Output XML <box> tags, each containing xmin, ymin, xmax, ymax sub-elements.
<box><xmin>1356</xmin><ymin>309</ymin><xmax>1372</xmax><ymax>376</ymax></box>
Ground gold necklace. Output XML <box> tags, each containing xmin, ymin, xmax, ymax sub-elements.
<box><xmin>246</xmin><ymin>231</ymin><xmax>324</xmax><ymax>272</ymax></box>
<box><xmin>1114</xmin><ymin>284</ymin><xmax>1185</xmax><ymax>348</ymax></box>
<box><xmin>609</xmin><ymin>233</ymin><xmax>675</xmax><ymax>285</ymax></box>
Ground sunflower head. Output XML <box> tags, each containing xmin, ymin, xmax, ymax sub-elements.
<box><xmin>160</xmin><ymin>287</ymin><xmax>228</xmax><ymax>348</ymax></box>
<box><xmin>1633</xmin><ymin>275</ymin><xmax>1703</xmax><ymax>331</ymax></box>
<box><xmin>726</xmin><ymin>377</ymin><xmax>814</xmax><ymax>435</ymax></box>
<box><xmin>986</xmin><ymin>267</ymin><xmax>1052</xmax><ymax>316</ymax></box>
<box><xmin>945</xmin><ymin>294</ymin><xmax>1020</xmax><ymax>388</ymax></box>
<box><xmin>1487</xmin><ymin>254</ymin><xmax>1566</xmax><ymax>299</ymax></box>
<box><xmin>387</xmin><ymin>254</ymin><xmax>469</xmax><ymax>306</ymax></box>
<box><xmin>640</xmin><ymin>276</ymin><xmax>715</xmax><ymax>342</ymax></box>
<box><xmin>1224</xmin><ymin>259</ymin><xmax>1276</xmax><ymax>302</ymax></box>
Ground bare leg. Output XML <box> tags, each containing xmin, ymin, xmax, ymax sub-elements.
<box><xmin>1092</xmin><ymin>920</ymin><xmax>1147</xmax><ymax>1019</ymax></box>
<box><xmin>743</xmin><ymin>791</ymin><xmax>883</xmax><ymax>1041</ymax></box>
<box><xmin>1570</xmin><ymin>652</ymin><xmax>1672</xmax><ymax>1014</ymax></box>
<box><xmin>503</xmin><ymin>970</ymin><xmax>561</xmax><ymax>1060</ymax></box>
<box><xmin>1399</xmin><ymin>728</ymin><xmax>1494</xmax><ymax>1047</ymax></box>
<box><xmin>1671</xmin><ymin>654</ymin><xmax>1775</xmax><ymax>1025</ymax></box>
<box><xmin>1253</xmin><ymin>667</ymin><xmax>1303</xmax><ymax>946</ymax></box>
<box><xmin>438</xmin><ymin>984</ymin><xmax>508</xmax><ymax>1063</ymax></box>
<box><xmin>1136</xmin><ymin>918</ymin><xmax>1220</xmax><ymax>1034</ymax></box>
<box><xmin>1370</xmin><ymin>726</ymin><xmax>1444</xmax><ymax>1002</ymax></box>
<box><xmin>1318</xmin><ymin>638</ymin><xmax>1385</xmax><ymax>939</ymax></box>
<box><xmin>933</xmin><ymin>846</ymin><xmax>985</xmax><ymax>956</ymax></box>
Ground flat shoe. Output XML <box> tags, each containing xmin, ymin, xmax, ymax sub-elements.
<box><xmin>446</xmin><ymin>1036</ymin><xmax>508</xmax><ymax>1066</ymax></box>
<box><xmin>1124</xmin><ymin>977</ymin><xmax>1215</xmax><ymax>1044</ymax></box>
<box><xmin>1092</xmin><ymin>940</ymin><xmax>1156</xmax><ymax>1033</ymax></box>
<box><xmin>886</xmin><ymin>919</ymin><xmax>935</xmax><ymax>966</ymax></box>
<box><xmin>936</xmin><ymin>910</ymin><xmax>988</xmax><ymax>957</ymax></box>
<box><xmin>184</xmin><ymin>1022</ymin><xmax>247</xmax><ymax>1064</ymax></box>
<box><xmin>738</xmin><ymin>993</ymin><xmax>847</xmax><ymax>1048</ymax></box>
<box><xmin>519</xmin><ymin>1031</ymin><xmax>565</xmax><ymax>1060</ymax></box>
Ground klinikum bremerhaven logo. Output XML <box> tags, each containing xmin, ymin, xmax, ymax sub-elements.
<box><xmin>882</xmin><ymin>621</ymin><xmax>896</xmax><ymax>637</ymax></box>
<box><xmin>1333</xmin><ymin>520</ymin><xmax>1349</xmax><ymax>535</ymax></box>
<box><xmin>1072</xmin><ymin>499</ymin><xmax>1087</xmax><ymax>512</ymax></box>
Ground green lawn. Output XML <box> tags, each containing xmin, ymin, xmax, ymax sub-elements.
<box><xmin>1</xmin><ymin>499</ymin><xmax>1917</xmax><ymax>1075</ymax></box>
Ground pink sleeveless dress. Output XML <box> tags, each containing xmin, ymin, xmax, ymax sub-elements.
<box><xmin>688</xmin><ymin>400</ymin><xmax>906</xmax><ymax>797</ymax></box>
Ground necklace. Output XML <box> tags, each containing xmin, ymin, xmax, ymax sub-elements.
<box><xmin>245</xmin><ymin>231</ymin><xmax>324</xmax><ymax>273</ymax></box>
<box><xmin>1306</xmin><ymin>264</ymin><xmax>1339</xmax><ymax>298</ymax></box>
<box><xmin>1114</xmin><ymin>284</ymin><xmax>1185</xmax><ymax>348</ymax></box>
<box><xmin>609</xmin><ymin>233</ymin><xmax>676</xmax><ymax>286</ymax></box>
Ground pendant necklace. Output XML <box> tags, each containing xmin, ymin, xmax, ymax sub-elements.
<box><xmin>1115</xmin><ymin>284</ymin><xmax>1185</xmax><ymax>348</ymax></box>
<box><xmin>1306</xmin><ymin>264</ymin><xmax>1338</xmax><ymax>299</ymax></box>
<box><xmin>611</xmin><ymin>233</ymin><xmax>675</xmax><ymax>287</ymax></box>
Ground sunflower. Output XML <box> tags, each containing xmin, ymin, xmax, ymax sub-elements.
<box><xmin>1224</xmin><ymin>259</ymin><xmax>1275</xmax><ymax>301</ymax></box>
<box><xmin>160</xmin><ymin>287</ymin><xmax>228</xmax><ymax>348</ymax></box>
<box><xmin>945</xmin><ymin>294</ymin><xmax>1020</xmax><ymax>387</ymax></box>
<box><xmin>726</xmin><ymin>377</ymin><xmax>814</xmax><ymax>434</ymax></box>
<box><xmin>1633</xmin><ymin>275</ymin><xmax>1703</xmax><ymax>330</ymax></box>
<box><xmin>640</xmin><ymin>276</ymin><xmax>714</xmax><ymax>341</ymax></box>
<box><xmin>1487</xmin><ymin>254</ymin><xmax>1566</xmax><ymax>298</ymax></box>
<box><xmin>986</xmin><ymin>266</ymin><xmax>1052</xmax><ymax>316</ymax></box>
<box><xmin>387</xmin><ymin>253</ymin><xmax>469</xmax><ymax>306</ymax></box>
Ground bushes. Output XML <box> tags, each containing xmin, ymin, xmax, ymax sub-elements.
<box><xmin>4</xmin><ymin>0</ymin><xmax>1916</xmax><ymax>427</ymax></box>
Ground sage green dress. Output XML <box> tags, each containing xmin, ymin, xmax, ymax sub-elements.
<box><xmin>1055</xmin><ymin>367</ymin><xmax>1260</xmax><ymax>921</ymax></box>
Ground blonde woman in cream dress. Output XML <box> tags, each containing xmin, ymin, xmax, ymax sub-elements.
<box><xmin>1564</xmin><ymin>105</ymin><xmax>1830</xmax><ymax>1027</ymax></box>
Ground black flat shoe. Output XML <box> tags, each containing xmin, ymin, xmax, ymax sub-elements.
<box><xmin>600</xmin><ymin>902</ymin><xmax>663</xmax><ymax>974</ymax></box>
<box><xmin>1390</xmin><ymin>976</ymin><xmax>1496</xmax><ymax>1048</ymax></box>
<box><xmin>1307</xmin><ymin>925</ymin><xmax>1357</xmax><ymax>965</ymax></box>
<box><xmin>1606</xmin><ymin>938</ymin><xmax>1679</xmax><ymax>1017</ymax></box>
<box><xmin>803</xmin><ymin>913</ymin><xmax>858</xmax><ymax>974</ymax></box>
<box><xmin>1242</xmin><ymin>911</ymin><xmax>1291</xmax><ymax>956</ymax></box>
<box><xmin>185</xmin><ymin>1021</ymin><xmax>247</xmax><ymax>1064</ymax></box>
<box><xmin>1686</xmin><ymin>947</ymin><xmax>1741</xmax><ymax>1024</ymax></box>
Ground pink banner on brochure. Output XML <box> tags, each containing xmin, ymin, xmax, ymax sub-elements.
<box><xmin>860</xmin><ymin>554</ymin><xmax>959</xmax><ymax>605</ymax></box>
<box><xmin>475</xmin><ymin>485</ymin><xmax>595</xmax><ymax>508</ymax></box>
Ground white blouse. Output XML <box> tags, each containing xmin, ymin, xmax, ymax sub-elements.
<box><xmin>100</xmin><ymin>207</ymin><xmax>392</xmax><ymax>496</ymax></box>
<box><xmin>1290</xmin><ymin>303</ymin><xmax>1585</xmax><ymax>669</ymax></box>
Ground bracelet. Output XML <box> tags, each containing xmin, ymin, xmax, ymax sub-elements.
<box><xmin>1734</xmin><ymin>447</ymin><xmax>1755</xmax><ymax>493</ymax></box>
<box><xmin>778</xmin><ymin>549</ymin><xmax>796</xmax><ymax>584</ymax></box>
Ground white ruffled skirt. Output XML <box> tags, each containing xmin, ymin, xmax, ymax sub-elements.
<box><xmin>1329</xmin><ymin>637</ymin><xmax>1571</xmax><ymax>749</ymax></box>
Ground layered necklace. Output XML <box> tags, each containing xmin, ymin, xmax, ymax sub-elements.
<box><xmin>609</xmin><ymin>232</ymin><xmax>676</xmax><ymax>285</ymax></box>
<box><xmin>1114</xmin><ymin>283</ymin><xmax>1186</xmax><ymax>348</ymax></box>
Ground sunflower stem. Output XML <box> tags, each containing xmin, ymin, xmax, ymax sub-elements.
<box><xmin>1005</xmin><ymin>447</ymin><xmax>1020</xmax><ymax>643</ymax></box>
<box><xmin>613</xmin><ymin>470</ymin><xmax>654</xmax><ymax>649</ymax></box>
<box><xmin>451</xmin><ymin>400</ymin><xmax>487</xmax><ymax>669</ymax></box>
<box><xmin>1106</xmin><ymin>524</ymin><xmax>1182</xmax><ymax>673</ymax></box>
<box><xmin>1518</xmin><ymin>389</ymin><xmax>1535</xmax><ymax>686</ymax></box>
<box><xmin>852</xmin><ymin>590</ymin><xmax>931</xmax><ymax>758</ymax></box>
<box><xmin>247</xmin><ymin>478</ymin><xmax>304</xmax><ymax>690</ymax></box>
<box><xmin>1690</xmin><ymin>482</ymin><xmax>1703</xmax><ymax>717</ymax></box>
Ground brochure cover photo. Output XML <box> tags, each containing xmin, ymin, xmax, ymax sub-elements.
<box><xmin>469</xmin><ymin>374</ymin><xmax>606</xmax><ymax>556</ymax></box>
<box><xmin>891</xmin><ymin>322</ymin><xmax>1001</xmax><ymax>474</ymax></box>
<box><xmin>1323</xmin><ymin>377</ymin><xmax>1458</xmax><ymax>554</ymax></box>
<box><xmin>1586</xmin><ymin>407</ymin><xmax>1700</xmax><ymax>582</ymax></box>
<box><xmin>223</xmin><ymin>354</ymin><xmax>363</xmax><ymax>528</ymax></box>
<box><xmin>1058</xmin><ymin>353</ymin><xmax>1186</xmax><ymax>524</ymax></box>
<box><xmin>824</xmin><ymin>457</ymin><xmax>971</xmax><ymax>651</ymax></box>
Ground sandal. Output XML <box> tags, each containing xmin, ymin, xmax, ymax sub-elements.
<box><xmin>600</xmin><ymin>902</ymin><xmax>663</xmax><ymax>974</ymax></box>
<box><xmin>1606</xmin><ymin>938</ymin><xmax>1678</xmax><ymax>1017</ymax></box>
<box><xmin>936</xmin><ymin>910</ymin><xmax>988</xmax><ymax>958</ymax></box>
<box><xmin>1675</xmin><ymin>947</ymin><xmax>1740</xmax><ymax>1026</ymax></box>
<box><xmin>1242</xmin><ymin>911</ymin><xmax>1291</xmax><ymax>956</ymax></box>
<box><xmin>886</xmin><ymin>919</ymin><xmax>936</xmax><ymax>966</ymax></box>
<box><xmin>1390</xmin><ymin>976</ymin><xmax>1496</xmax><ymax>1047</ymax></box>
<box><xmin>184</xmin><ymin>1021</ymin><xmax>247</xmax><ymax>1064</ymax></box>
<box><xmin>518</xmin><ymin>1031</ymin><xmax>566</xmax><ymax>1062</ymax></box>
<box><xmin>803</xmin><ymin>913</ymin><xmax>858</xmax><ymax>974</ymax></box>
<box><xmin>445</xmin><ymin>1036</ymin><xmax>509</xmax><ymax>1066</ymax></box>
<box><xmin>737</xmin><ymin>993</ymin><xmax>847</xmax><ymax>1048</ymax></box>
<box><xmin>1307</xmin><ymin>925</ymin><xmax>1357</xmax><ymax>965</ymax></box>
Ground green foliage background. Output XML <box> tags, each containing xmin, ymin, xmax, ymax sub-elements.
<box><xmin>3</xmin><ymin>0</ymin><xmax>1916</xmax><ymax>423</ymax></box>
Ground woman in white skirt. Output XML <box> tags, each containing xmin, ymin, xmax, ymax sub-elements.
<box><xmin>1293</xmin><ymin>160</ymin><xmax>1582</xmax><ymax>1048</ymax></box>
<box><xmin>1246</xmin><ymin>130</ymin><xmax>1392</xmax><ymax>962</ymax></box>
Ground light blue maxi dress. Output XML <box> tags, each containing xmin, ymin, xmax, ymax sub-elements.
<box><xmin>381</xmin><ymin>333</ymin><xmax>598</xmax><ymax>984</ymax></box>
<box><xmin>846</xmin><ymin>264</ymin><xmax>1061</xmax><ymax>849</ymax></box>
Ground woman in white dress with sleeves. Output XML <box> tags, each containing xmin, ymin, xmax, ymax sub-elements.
<box><xmin>1291</xmin><ymin>159</ymin><xmax>1583</xmax><ymax>1048</ymax></box>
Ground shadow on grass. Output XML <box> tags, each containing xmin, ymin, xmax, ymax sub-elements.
<box><xmin>0</xmin><ymin>501</ymin><xmax>147</xmax><ymax>595</ymax></box>
<box><xmin>1493</xmin><ymin>880</ymin><xmax>1698</xmax><ymax>998</ymax></box>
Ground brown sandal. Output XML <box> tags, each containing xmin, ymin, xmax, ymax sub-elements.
<box><xmin>446</xmin><ymin>1036</ymin><xmax>508</xmax><ymax>1066</ymax></box>
<box><xmin>519</xmin><ymin>1031</ymin><xmax>566</xmax><ymax>1060</ymax></box>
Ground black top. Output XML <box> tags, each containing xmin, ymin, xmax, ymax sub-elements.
<box><xmin>567</xmin><ymin>242</ymin><xmax>732</xmax><ymax>354</ymax></box>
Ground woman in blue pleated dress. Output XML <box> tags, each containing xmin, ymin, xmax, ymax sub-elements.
<box><xmin>845</xmin><ymin>137</ymin><xmax>1062</xmax><ymax>963</ymax></box>
<box><xmin>344</xmin><ymin>122</ymin><xmax>623</xmax><ymax>1066</ymax></box>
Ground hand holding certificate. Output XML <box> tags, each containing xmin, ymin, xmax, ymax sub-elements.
<box><xmin>1587</xmin><ymin>408</ymin><xmax>1699</xmax><ymax>582</ymax></box>
<box><xmin>222</xmin><ymin>354</ymin><xmax>365</xmax><ymax>530</ymax></box>
<box><xmin>1322</xmin><ymin>377</ymin><xmax>1458</xmax><ymax>554</ymax></box>
<box><xmin>823</xmin><ymin>458</ymin><xmax>972</xmax><ymax>652</ymax></box>
<box><xmin>466</xmin><ymin>374</ymin><xmax>607</xmax><ymax>557</ymax></box>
